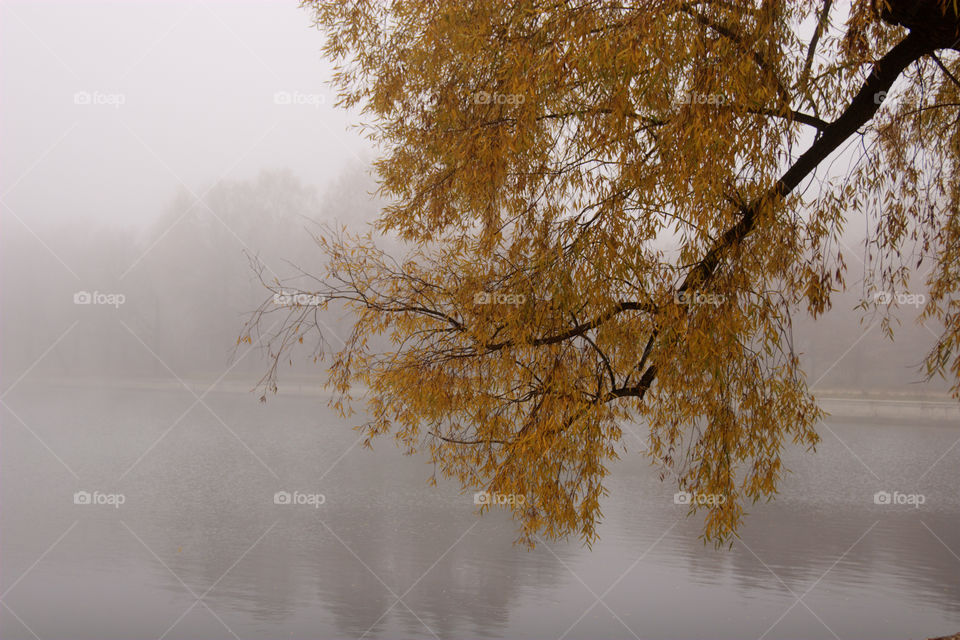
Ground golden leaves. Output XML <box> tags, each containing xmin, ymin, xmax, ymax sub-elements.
<box><xmin>236</xmin><ymin>0</ymin><xmax>960</xmax><ymax>545</ymax></box>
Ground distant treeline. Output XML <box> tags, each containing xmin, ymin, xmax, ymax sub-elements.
<box><xmin>0</xmin><ymin>166</ymin><xmax>949</xmax><ymax>395</ymax></box>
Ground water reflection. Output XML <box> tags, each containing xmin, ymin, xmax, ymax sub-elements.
<box><xmin>1</xmin><ymin>384</ymin><xmax>958</xmax><ymax>639</ymax></box>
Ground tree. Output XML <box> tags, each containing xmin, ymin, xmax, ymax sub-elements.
<box><xmin>129</xmin><ymin>169</ymin><xmax>330</xmax><ymax>375</ymax></box>
<box><xmin>243</xmin><ymin>0</ymin><xmax>960</xmax><ymax>546</ymax></box>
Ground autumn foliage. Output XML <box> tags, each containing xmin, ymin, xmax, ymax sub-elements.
<box><xmin>242</xmin><ymin>1</ymin><xmax>960</xmax><ymax>546</ymax></box>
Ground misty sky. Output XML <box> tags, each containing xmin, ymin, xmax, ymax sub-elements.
<box><xmin>0</xmin><ymin>0</ymin><xmax>949</xmax><ymax>393</ymax></box>
<box><xmin>0</xmin><ymin>0</ymin><xmax>371</xmax><ymax>231</ymax></box>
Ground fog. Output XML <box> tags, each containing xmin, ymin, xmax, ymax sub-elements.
<box><xmin>0</xmin><ymin>1</ymin><xmax>949</xmax><ymax>393</ymax></box>
<box><xmin>1</xmin><ymin>1</ymin><xmax>368</xmax><ymax>226</ymax></box>
<box><xmin>1</xmin><ymin>3</ymin><xmax>957</xmax><ymax>640</ymax></box>
<box><xmin>0</xmin><ymin>0</ymin><xmax>381</xmax><ymax>384</ymax></box>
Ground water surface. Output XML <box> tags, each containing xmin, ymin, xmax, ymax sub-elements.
<box><xmin>2</xmin><ymin>383</ymin><xmax>958</xmax><ymax>639</ymax></box>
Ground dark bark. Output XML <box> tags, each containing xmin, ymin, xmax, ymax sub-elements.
<box><xmin>680</xmin><ymin>30</ymin><xmax>931</xmax><ymax>293</ymax></box>
<box><xmin>875</xmin><ymin>0</ymin><xmax>960</xmax><ymax>50</ymax></box>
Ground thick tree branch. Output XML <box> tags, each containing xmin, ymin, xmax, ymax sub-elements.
<box><xmin>468</xmin><ymin>33</ymin><xmax>930</xmax><ymax>371</ymax></box>
<box><xmin>874</xmin><ymin>0</ymin><xmax>960</xmax><ymax>51</ymax></box>
<box><xmin>679</xmin><ymin>30</ymin><xmax>931</xmax><ymax>294</ymax></box>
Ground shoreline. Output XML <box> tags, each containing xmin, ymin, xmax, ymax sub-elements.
<box><xmin>11</xmin><ymin>376</ymin><xmax>959</xmax><ymax>422</ymax></box>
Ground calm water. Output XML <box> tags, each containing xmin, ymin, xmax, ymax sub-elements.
<box><xmin>1</xmin><ymin>382</ymin><xmax>958</xmax><ymax>640</ymax></box>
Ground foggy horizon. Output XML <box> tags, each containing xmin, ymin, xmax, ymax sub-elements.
<box><xmin>2</xmin><ymin>2</ymin><xmax>959</xmax><ymax>640</ymax></box>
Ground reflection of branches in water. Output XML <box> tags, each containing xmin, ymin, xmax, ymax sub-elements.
<box><xmin>240</xmin><ymin>210</ymin><xmax>820</xmax><ymax>550</ymax></box>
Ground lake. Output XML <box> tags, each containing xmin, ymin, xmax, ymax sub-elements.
<box><xmin>1</xmin><ymin>382</ymin><xmax>958</xmax><ymax>639</ymax></box>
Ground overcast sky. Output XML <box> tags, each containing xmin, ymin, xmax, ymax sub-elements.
<box><xmin>0</xmin><ymin>0</ymin><xmax>371</xmax><ymax>231</ymax></box>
